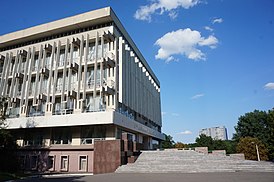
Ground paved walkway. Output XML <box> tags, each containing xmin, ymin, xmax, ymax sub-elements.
<box><xmin>17</xmin><ymin>172</ymin><xmax>274</xmax><ymax>182</ymax></box>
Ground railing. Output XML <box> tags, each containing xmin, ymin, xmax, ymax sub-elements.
<box><xmin>27</xmin><ymin>111</ymin><xmax>45</xmax><ymax>117</ymax></box>
<box><xmin>85</xmin><ymin>80</ymin><xmax>101</xmax><ymax>89</ymax></box>
<box><xmin>53</xmin><ymin>102</ymin><xmax>74</xmax><ymax>115</ymax></box>
<box><xmin>23</xmin><ymin>139</ymin><xmax>43</xmax><ymax>147</ymax></box>
<box><xmin>53</xmin><ymin>108</ymin><xmax>73</xmax><ymax>115</ymax></box>
<box><xmin>6</xmin><ymin>107</ymin><xmax>20</xmax><ymax>118</ymax></box>
<box><xmin>27</xmin><ymin>105</ymin><xmax>45</xmax><ymax>117</ymax></box>
<box><xmin>84</xmin><ymin>98</ymin><xmax>106</xmax><ymax>113</ymax></box>
<box><xmin>81</xmin><ymin>138</ymin><xmax>105</xmax><ymax>145</ymax></box>
<box><xmin>86</xmin><ymin>80</ymin><xmax>95</xmax><ymax>89</ymax></box>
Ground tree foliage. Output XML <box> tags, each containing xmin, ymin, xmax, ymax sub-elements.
<box><xmin>0</xmin><ymin>96</ymin><xmax>9</xmax><ymax>124</ymax></box>
<box><xmin>174</xmin><ymin>142</ymin><xmax>186</xmax><ymax>149</ymax></box>
<box><xmin>194</xmin><ymin>134</ymin><xmax>236</xmax><ymax>154</ymax></box>
<box><xmin>236</xmin><ymin>137</ymin><xmax>268</xmax><ymax>161</ymax></box>
<box><xmin>161</xmin><ymin>134</ymin><xmax>175</xmax><ymax>148</ymax></box>
<box><xmin>234</xmin><ymin>109</ymin><xmax>274</xmax><ymax>160</ymax></box>
<box><xmin>0</xmin><ymin>96</ymin><xmax>19</xmax><ymax>172</ymax></box>
<box><xmin>195</xmin><ymin>134</ymin><xmax>214</xmax><ymax>150</ymax></box>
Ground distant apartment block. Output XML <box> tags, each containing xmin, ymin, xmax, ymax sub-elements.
<box><xmin>0</xmin><ymin>7</ymin><xmax>163</xmax><ymax>174</ymax></box>
<box><xmin>199</xmin><ymin>126</ymin><xmax>228</xmax><ymax>140</ymax></box>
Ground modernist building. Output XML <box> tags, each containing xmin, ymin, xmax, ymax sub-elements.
<box><xmin>0</xmin><ymin>7</ymin><xmax>163</xmax><ymax>173</ymax></box>
<box><xmin>199</xmin><ymin>126</ymin><xmax>228</xmax><ymax>141</ymax></box>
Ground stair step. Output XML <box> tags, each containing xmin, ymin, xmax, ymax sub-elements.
<box><xmin>116</xmin><ymin>150</ymin><xmax>274</xmax><ymax>173</ymax></box>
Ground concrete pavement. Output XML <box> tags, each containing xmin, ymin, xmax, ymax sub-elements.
<box><xmin>16</xmin><ymin>172</ymin><xmax>274</xmax><ymax>182</ymax></box>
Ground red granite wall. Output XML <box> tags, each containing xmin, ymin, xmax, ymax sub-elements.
<box><xmin>93</xmin><ymin>140</ymin><xmax>122</xmax><ymax>174</ymax></box>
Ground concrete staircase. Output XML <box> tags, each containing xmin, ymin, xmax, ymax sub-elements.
<box><xmin>116</xmin><ymin>150</ymin><xmax>274</xmax><ymax>173</ymax></box>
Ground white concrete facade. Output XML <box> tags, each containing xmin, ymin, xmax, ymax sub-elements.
<box><xmin>199</xmin><ymin>126</ymin><xmax>228</xmax><ymax>140</ymax></box>
<box><xmin>0</xmin><ymin>7</ymin><xmax>164</xmax><ymax>149</ymax></box>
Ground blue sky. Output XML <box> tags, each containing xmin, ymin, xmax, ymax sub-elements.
<box><xmin>1</xmin><ymin>0</ymin><xmax>274</xmax><ymax>143</ymax></box>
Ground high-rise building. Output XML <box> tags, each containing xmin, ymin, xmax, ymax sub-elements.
<box><xmin>0</xmin><ymin>7</ymin><xmax>163</xmax><ymax>173</ymax></box>
<box><xmin>199</xmin><ymin>126</ymin><xmax>228</xmax><ymax>140</ymax></box>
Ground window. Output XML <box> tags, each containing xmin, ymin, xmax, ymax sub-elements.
<box><xmin>79</xmin><ymin>156</ymin><xmax>87</xmax><ymax>171</ymax></box>
<box><xmin>47</xmin><ymin>156</ymin><xmax>55</xmax><ymax>171</ymax></box>
<box><xmin>60</xmin><ymin>156</ymin><xmax>69</xmax><ymax>171</ymax></box>
<box><xmin>30</xmin><ymin>155</ymin><xmax>38</xmax><ymax>170</ymax></box>
<box><xmin>19</xmin><ymin>156</ymin><xmax>25</xmax><ymax>169</ymax></box>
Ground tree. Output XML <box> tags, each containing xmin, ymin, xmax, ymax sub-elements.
<box><xmin>234</xmin><ymin>109</ymin><xmax>274</xmax><ymax>160</ymax></box>
<box><xmin>234</xmin><ymin>110</ymin><xmax>270</xmax><ymax>144</ymax></box>
<box><xmin>174</xmin><ymin>142</ymin><xmax>185</xmax><ymax>149</ymax></box>
<box><xmin>223</xmin><ymin>140</ymin><xmax>237</xmax><ymax>154</ymax></box>
<box><xmin>195</xmin><ymin>134</ymin><xmax>214</xmax><ymax>150</ymax></box>
<box><xmin>0</xmin><ymin>96</ymin><xmax>19</xmax><ymax>172</ymax></box>
<box><xmin>0</xmin><ymin>96</ymin><xmax>9</xmax><ymax>124</ymax></box>
<box><xmin>267</xmin><ymin>109</ymin><xmax>274</xmax><ymax>160</ymax></box>
<box><xmin>161</xmin><ymin>134</ymin><xmax>175</xmax><ymax>148</ymax></box>
<box><xmin>236</xmin><ymin>137</ymin><xmax>268</xmax><ymax>161</ymax></box>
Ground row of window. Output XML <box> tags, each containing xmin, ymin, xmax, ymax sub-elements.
<box><xmin>19</xmin><ymin>155</ymin><xmax>88</xmax><ymax>172</ymax></box>
<box><xmin>0</xmin><ymin>21</ymin><xmax>113</xmax><ymax>52</ymax></box>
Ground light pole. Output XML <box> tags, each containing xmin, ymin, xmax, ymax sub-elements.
<box><xmin>251</xmin><ymin>142</ymin><xmax>260</xmax><ymax>161</ymax></box>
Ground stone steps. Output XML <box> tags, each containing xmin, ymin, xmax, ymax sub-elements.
<box><xmin>116</xmin><ymin>150</ymin><xmax>274</xmax><ymax>173</ymax></box>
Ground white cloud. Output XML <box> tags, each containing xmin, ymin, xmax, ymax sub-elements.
<box><xmin>191</xmin><ymin>93</ymin><xmax>205</xmax><ymax>99</ymax></box>
<box><xmin>198</xmin><ymin>35</ymin><xmax>218</xmax><ymax>48</ymax></box>
<box><xmin>204</xmin><ymin>26</ymin><xmax>213</xmax><ymax>32</ymax></box>
<box><xmin>212</xmin><ymin>18</ymin><xmax>223</xmax><ymax>24</ymax></box>
<box><xmin>134</xmin><ymin>0</ymin><xmax>200</xmax><ymax>21</ymax></box>
<box><xmin>264</xmin><ymin>82</ymin><xmax>274</xmax><ymax>90</ymax></box>
<box><xmin>155</xmin><ymin>28</ymin><xmax>218</xmax><ymax>62</ymax></box>
<box><xmin>168</xmin><ymin>11</ymin><xmax>178</xmax><ymax>19</ymax></box>
<box><xmin>178</xmin><ymin>130</ymin><xmax>192</xmax><ymax>135</ymax></box>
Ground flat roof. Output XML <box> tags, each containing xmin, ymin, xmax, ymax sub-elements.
<box><xmin>0</xmin><ymin>7</ymin><xmax>160</xmax><ymax>86</ymax></box>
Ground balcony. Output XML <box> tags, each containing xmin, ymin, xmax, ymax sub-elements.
<box><xmin>81</xmin><ymin>138</ymin><xmax>105</xmax><ymax>145</ymax></box>
<box><xmin>23</xmin><ymin>139</ymin><xmax>43</xmax><ymax>147</ymax></box>
<box><xmin>85</xmin><ymin>80</ymin><xmax>101</xmax><ymax>90</ymax></box>
<box><xmin>53</xmin><ymin>102</ymin><xmax>74</xmax><ymax>115</ymax></box>
<box><xmin>27</xmin><ymin>105</ymin><xmax>45</xmax><ymax>117</ymax></box>
<box><xmin>84</xmin><ymin>98</ymin><xmax>106</xmax><ymax>113</ymax></box>
<box><xmin>6</xmin><ymin>107</ymin><xmax>20</xmax><ymax>118</ymax></box>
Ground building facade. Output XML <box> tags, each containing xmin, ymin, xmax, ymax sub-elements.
<box><xmin>0</xmin><ymin>7</ymin><xmax>163</xmax><ymax>173</ymax></box>
<box><xmin>199</xmin><ymin>126</ymin><xmax>228</xmax><ymax>140</ymax></box>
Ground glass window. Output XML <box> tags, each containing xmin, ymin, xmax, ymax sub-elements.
<box><xmin>30</xmin><ymin>155</ymin><xmax>38</xmax><ymax>170</ymax></box>
<box><xmin>61</xmin><ymin>156</ymin><xmax>68</xmax><ymax>171</ymax></box>
<box><xmin>79</xmin><ymin>156</ymin><xmax>87</xmax><ymax>171</ymax></box>
<box><xmin>48</xmin><ymin>156</ymin><xmax>55</xmax><ymax>170</ymax></box>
